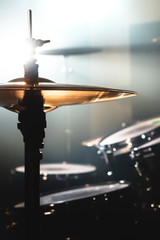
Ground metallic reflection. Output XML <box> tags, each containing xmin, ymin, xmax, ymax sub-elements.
<box><xmin>15</xmin><ymin>163</ymin><xmax>96</xmax><ymax>175</ymax></box>
<box><xmin>14</xmin><ymin>181</ymin><xmax>130</xmax><ymax>208</ymax></box>
<box><xmin>0</xmin><ymin>78</ymin><xmax>136</xmax><ymax>113</ymax></box>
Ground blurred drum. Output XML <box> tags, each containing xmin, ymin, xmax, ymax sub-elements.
<box><xmin>3</xmin><ymin>181</ymin><xmax>160</xmax><ymax>239</ymax></box>
<box><xmin>11</xmin><ymin>163</ymin><xmax>97</xmax><ymax>201</ymax></box>
<box><xmin>4</xmin><ymin>181</ymin><xmax>142</xmax><ymax>239</ymax></box>
<box><xmin>98</xmin><ymin>117</ymin><xmax>160</xmax><ymax>183</ymax></box>
<box><xmin>14</xmin><ymin>181</ymin><xmax>129</xmax><ymax>207</ymax></box>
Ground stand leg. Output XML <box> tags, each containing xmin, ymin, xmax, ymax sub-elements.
<box><xmin>24</xmin><ymin>143</ymin><xmax>41</xmax><ymax>240</ymax></box>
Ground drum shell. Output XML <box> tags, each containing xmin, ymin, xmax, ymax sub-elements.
<box><xmin>133</xmin><ymin>142</ymin><xmax>160</xmax><ymax>194</ymax></box>
<box><xmin>11</xmin><ymin>168</ymin><xmax>97</xmax><ymax>200</ymax></box>
<box><xmin>100</xmin><ymin>138</ymin><xmax>160</xmax><ymax>185</ymax></box>
<box><xmin>105</xmin><ymin>151</ymin><xmax>139</xmax><ymax>184</ymax></box>
<box><xmin>40</xmin><ymin>170</ymin><xmax>98</xmax><ymax>192</ymax></box>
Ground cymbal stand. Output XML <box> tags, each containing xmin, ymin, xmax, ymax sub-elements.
<box><xmin>18</xmin><ymin>90</ymin><xmax>46</xmax><ymax>240</ymax></box>
<box><xmin>17</xmin><ymin>10</ymin><xmax>49</xmax><ymax>240</ymax></box>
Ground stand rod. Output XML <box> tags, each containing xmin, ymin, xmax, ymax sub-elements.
<box><xmin>18</xmin><ymin>90</ymin><xmax>46</xmax><ymax>239</ymax></box>
<box><xmin>24</xmin><ymin>142</ymin><xmax>41</xmax><ymax>240</ymax></box>
<box><xmin>28</xmin><ymin>9</ymin><xmax>32</xmax><ymax>39</ymax></box>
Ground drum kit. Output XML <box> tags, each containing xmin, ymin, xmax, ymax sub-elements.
<box><xmin>83</xmin><ymin>117</ymin><xmax>160</xmax><ymax>205</ymax></box>
<box><xmin>1</xmin><ymin>9</ymin><xmax>160</xmax><ymax>240</ymax></box>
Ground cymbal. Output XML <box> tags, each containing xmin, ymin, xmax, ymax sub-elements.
<box><xmin>38</xmin><ymin>47</ymin><xmax>102</xmax><ymax>56</ymax></box>
<box><xmin>82</xmin><ymin>136</ymin><xmax>103</xmax><ymax>147</ymax></box>
<box><xmin>0</xmin><ymin>78</ymin><xmax>137</xmax><ymax>113</ymax></box>
<box><xmin>14</xmin><ymin>181</ymin><xmax>129</xmax><ymax>207</ymax></box>
<box><xmin>15</xmin><ymin>163</ymin><xmax>96</xmax><ymax>175</ymax></box>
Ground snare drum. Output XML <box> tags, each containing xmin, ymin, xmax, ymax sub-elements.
<box><xmin>98</xmin><ymin>117</ymin><xmax>160</xmax><ymax>183</ymax></box>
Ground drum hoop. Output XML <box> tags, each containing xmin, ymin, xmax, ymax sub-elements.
<box><xmin>99</xmin><ymin>119</ymin><xmax>160</xmax><ymax>153</ymax></box>
<box><xmin>133</xmin><ymin>137</ymin><xmax>160</xmax><ymax>153</ymax></box>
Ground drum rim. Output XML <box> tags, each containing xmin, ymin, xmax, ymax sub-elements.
<box><xmin>134</xmin><ymin>136</ymin><xmax>160</xmax><ymax>152</ymax></box>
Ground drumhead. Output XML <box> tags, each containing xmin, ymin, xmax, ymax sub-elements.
<box><xmin>14</xmin><ymin>181</ymin><xmax>129</xmax><ymax>208</ymax></box>
<box><xmin>99</xmin><ymin>117</ymin><xmax>160</xmax><ymax>147</ymax></box>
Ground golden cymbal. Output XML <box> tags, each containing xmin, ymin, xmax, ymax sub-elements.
<box><xmin>0</xmin><ymin>77</ymin><xmax>137</xmax><ymax>113</ymax></box>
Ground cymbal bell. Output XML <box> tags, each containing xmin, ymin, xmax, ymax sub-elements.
<box><xmin>0</xmin><ymin>78</ymin><xmax>137</xmax><ymax>113</ymax></box>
